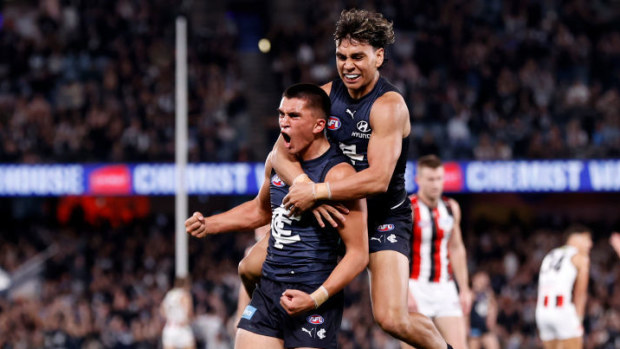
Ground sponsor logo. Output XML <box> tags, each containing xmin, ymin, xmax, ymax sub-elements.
<box><xmin>327</xmin><ymin>116</ymin><xmax>341</xmax><ymax>130</ymax></box>
<box><xmin>317</xmin><ymin>328</ymin><xmax>327</xmax><ymax>339</ymax></box>
<box><xmin>377</xmin><ymin>224</ymin><xmax>395</xmax><ymax>232</ymax></box>
<box><xmin>387</xmin><ymin>234</ymin><xmax>397</xmax><ymax>243</ymax></box>
<box><xmin>356</xmin><ymin>120</ymin><xmax>371</xmax><ymax>133</ymax></box>
<box><xmin>241</xmin><ymin>305</ymin><xmax>257</xmax><ymax>320</ymax></box>
<box><xmin>302</xmin><ymin>327</ymin><xmax>315</xmax><ymax>338</ymax></box>
<box><xmin>271</xmin><ymin>174</ymin><xmax>285</xmax><ymax>187</ymax></box>
<box><xmin>370</xmin><ymin>236</ymin><xmax>383</xmax><ymax>243</ymax></box>
<box><xmin>443</xmin><ymin>162</ymin><xmax>464</xmax><ymax>192</ymax></box>
<box><xmin>346</xmin><ymin>109</ymin><xmax>356</xmax><ymax>118</ymax></box>
<box><xmin>307</xmin><ymin>315</ymin><xmax>325</xmax><ymax>325</ymax></box>
<box><xmin>351</xmin><ymin>131</ymin><xmax>371</xmax><ymax>139</ymax></box>
<box><xmin>89</xmin><ymin>165</ymin><xmax>131</xmax><ymax>195</ymax></box>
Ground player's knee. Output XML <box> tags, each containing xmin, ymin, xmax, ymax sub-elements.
<box><xmin>373</xmin><ymin>306</ymin><xmax>408</xmax><ymax>336</ymax></box>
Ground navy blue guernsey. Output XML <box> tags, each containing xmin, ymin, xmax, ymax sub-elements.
<box><xmin>327</xmin><ymin>77</ymin><xmax>410</xmax><ymax>211</ymax></box>
<box><xmin>262</xmin><ymin>144</ymin><xmax>350</xmax><ymax>284</ymax></box>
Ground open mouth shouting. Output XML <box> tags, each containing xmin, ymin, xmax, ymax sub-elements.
<box><xmin>281</xmin><ymin>131</ymin><xmax>292</xmax><ymax>148</ymax></box>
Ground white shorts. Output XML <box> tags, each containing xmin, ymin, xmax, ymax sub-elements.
<box><xmin>408</xmin><ymin>279</ymin><xmax>463</xmax><ymax>318</ymax></box>
<box><xmin>162</xmin><ymin>324</ymin><xmax>195</xmax><ymax>348</ymax></box>
<box><xmin>536</xmin><ymin>304</ymin><xmax>583</xmax><ymax>341</ymax></box>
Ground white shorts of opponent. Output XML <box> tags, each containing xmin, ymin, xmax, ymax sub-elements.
<box><xmin>162</xmin><ymin>324</ymin><xmax>195</xmax><ymax>348</ymax></box>
<box><xmin>408</xmin><ymin>279</ymin><xmax>463</xmax><ymax>318</ymax></box>
<box><xmin>536</xmin><ymin>304</ymin><xmax>583</xmax><ymax>341</ymax></box>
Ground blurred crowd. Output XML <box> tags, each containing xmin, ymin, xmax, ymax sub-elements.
<box><xmin>1</xmin><ymin>0</ymin><xmax>620</xmax><ymax>163</ymax></box>
<box><xmin>0</xmin><ymin>0</ymin><xmax>250</xmax><ymax>164</ymax></box>
<box><xmin>0</xmin><ymin>197</ymin><xmax>618</xmax><ymax>348</ymax></box>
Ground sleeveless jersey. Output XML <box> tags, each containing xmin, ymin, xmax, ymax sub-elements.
<box><xmin>262</xmin><ymin>144</ymin><xmax>350</xmax><ymax>284</ymax></box>
<box><xmin>537</xmin><ymin>245</ymin><xmax>578</xmax><ymax>309</ymax></box>
<box><xmin>409</xmin><ymin>195</ymin><xmax>455</xmax><ymax>282</ymax></box>
<box><xmin>327</xmin><ymin>77</ymin><xmax>409</xmax><ymax>211</ymax></box>
<box><xmin>470</xmin><ymin>291</ymin><xmax>491</xmax><ymax>332</ymax></box>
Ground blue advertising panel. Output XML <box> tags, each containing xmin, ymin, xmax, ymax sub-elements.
<box><xmin>0</xmin><ymin>160</ymin><xmax>618</xmax><ymax>196</ymax></box>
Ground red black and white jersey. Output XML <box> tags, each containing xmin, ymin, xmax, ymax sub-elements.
<box><xmin>537</xmin><ymin>245</ymin><xmax>578</xmax><ymax>309</ymax></box>
<box><xmin>410</xmin><ymin>195</ymin><xmax>455</xmax><ymax>282</ymax></box>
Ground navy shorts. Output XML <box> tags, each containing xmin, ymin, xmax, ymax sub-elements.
<box><xmin>238</xmin><ymin>277</ymin><xmax>343</xmax><ymax>349</ymax></box>
<box><xmin>367</xmin><ymin>197</ymin><xmax>412</xmax><ymax>259</ymax></box>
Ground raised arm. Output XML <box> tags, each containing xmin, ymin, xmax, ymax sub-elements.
<box><xmin>447</xmin><ymin>199</ymin><xmax>472</xmax><ymax>314</ymax></box>
<box><xmin>572</xmin><ymin>252</ymin><xmax>590</xmax><ymax>319</ymax></box>
<box><xmin>283</xmin><ymin>92</ymin><xmax>409</xmax><ymax>212</ymax></box>
<box><xmin>280</xmin><ymin>162</ymin><xmax>368</xmax><ymax>315</ymax></box>
<box><xmin>185</xmin><ymin>156</ymin><xmax>273</xmax><ymax>238</ymax></box>
<box><xmin>330</xmin><ymin>92</ymin><xmax>409</xmax><ymax>198</ymax></box>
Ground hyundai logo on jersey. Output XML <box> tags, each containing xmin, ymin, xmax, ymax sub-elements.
<box><xmin>327</xmin><ymin>116</ymin><xmax>341</xmax><ymax>130</ymax></box>
<box><xmin>377</xmin><ymin>224</ymin><xmax>395</xmax><ymax>232</ymax></box>
<box><xmin>271</xmin><ymin>174</ymin><xmax>285</xmax><ymax>187</ymax></box>
<box><xmin>307</xmin><ymin>315</ymin><xmax>325</xmax><ymax>325</ymax></box>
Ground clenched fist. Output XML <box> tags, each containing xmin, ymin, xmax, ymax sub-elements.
<box><xmin>185</xmin><ymin>211</ymin><xmax>207</xmax><ymax>238</ymax></box>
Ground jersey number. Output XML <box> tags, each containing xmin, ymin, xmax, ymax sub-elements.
<box><xmin>339</xmin><ymin>143</ymin><xmax>363</xmax><ymax>164</ymax></box>
<box><xmin>543</xmin><ymin>252</ymin><xmax>565</xmax><ymax>273</ymax></box>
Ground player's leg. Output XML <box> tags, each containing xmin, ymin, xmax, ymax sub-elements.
<box><xmin>557</xmin><ymin>337</ymin><xmax>582</xmax><ymax>349</ymax></box>
<box><xmin>468</xmin><ymin>336</ymin><xmax>481</xmax><ymax>349</ymax></box>
<box><xmin>480</xmin><ymin>333</ymin><xmax>499</xmax><ymax>349</ymax></box>
<box><xmin>235</xmin><ymin>329</ymin><xmax>284</xmax><ymax>349</ymax></box>
<box><xmin>433</xmin><ymin>316</ymin><xmax>468</xmax><ymax>349</ymax></box>
<box><xmin>238</xmin><ymin>232</ymin><xmax>269</xmax><ymax>297</ymax></box>
<box><xmin>369</xmin><ymin>250</ymin><xmax>447</xmax><ymax>349</ymax></box>
<box><xmin>541</xmin><ymin>339</ymin><xmax>559</xmax><ymax>349</ymax></box>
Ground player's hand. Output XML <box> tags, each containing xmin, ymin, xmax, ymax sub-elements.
<box><xmin>312</xmin><ymin>203</ymin><xmax>349</xmax><ymax>228</ymax></box>
<box><xmin>407</xmin><ymin>289</ymin><xmax>418</xmax><ymax>313</ymax></box>
<box><xmin>280</xmin><ymin>289</ymin><xmax>315</xmax><ymax>316</ymax></box>
<box><xmin>460</xmin><ymin>287</ymin><xmax>473</xmax><ymax>315</ymax></box>
<box><xmin>283</xmin><ymin>182</ymin><xmax>316</xmax><ymax>215</ymax></box>
<box><xmin>185</xmin><ymin>211</ymin><xmax>207</xmax><ymax>238</ymax></box>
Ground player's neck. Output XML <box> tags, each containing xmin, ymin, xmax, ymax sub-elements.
<box><xmin>346</xmin><ymin>72</ymin><xmax>380</xmax><ymax>100</ymax></box>
<box><xmin>418</xmin><ymin>192</ymin><xmax>439</xmax><ymax>208</ymax></box>
<box><xmin>298</xmin><ymin>137</ymin><xmax>331</xmax><ymax>161</ymax></box>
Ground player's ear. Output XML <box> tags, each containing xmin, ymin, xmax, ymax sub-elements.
<box><xmin>314</xmin><ymin>117</ymin><xmax>326</xmax><ymax>134</ymax></box>
<box><xmin>375</xmin><ymin>48</ymin><xmax>384</xmax><ymax>68</ymax></box>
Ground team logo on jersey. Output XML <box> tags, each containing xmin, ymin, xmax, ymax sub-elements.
<box><xmin>327</xmin><ymin>116</ymin><xmax>341</xmax><ymax>130</ymax></box>
<box><xmin>271</xmin><ymin>174</ymin><xmax>285</xmax><ymax>187</ymax></box>
<box><xmin>356</xmin><ymin>120</ymin><xmax>371</xmax><ymax>133</ymax></box>
<box><xmin>307</xmin><ymin>315</ymin><xmax>325</xmax><ymax>325</ymax></box>
<box><xmin>387</xmin><ymin>234</ymin><xmax>397</xmax><ymax>243</ymax></box>
<box><xmin>377</xmin><ymin>224</ymin><xmax>395</xmax><ymax>232</ymax></box>
<box><xmin>317</xmin><ymin>328</ymin><xmax>327</xmax><ymax>339</ymax></box>
<box><xmin>241</xmin><ymin>305</ymin><xmax>257</xmax><ymax>320</ymax></box>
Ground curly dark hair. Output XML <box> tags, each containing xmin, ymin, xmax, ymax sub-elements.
<box><xmin>333</xmin><ymin>9</ymin><xmax>395</xmax><ymax>49</ymax></box>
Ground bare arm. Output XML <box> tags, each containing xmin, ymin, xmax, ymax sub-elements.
<box><xmin>486</xmin><ymin>290</ymin><xmax>498</xmax><ymax>331</ymax></box>
<box><xmin>280</xmin><ymin>162</ymin><xmax>368</xmax><ymax>315</ymax></box>
<box><xmin>185</xmin><ymin>157</ymin><xmax>273</xmax><ymax>237</ymax></box>
<box><xmin>572</xmin><ymin>253</ymin><xmax>590</xmax><ymax>319</ymax></box>
<box><xmin>447</xmin><ymin>199</ymin><xmax>472</xmax><ymax>314</ymax></box>
<box><xmin>283</xmin><ymin>92</ymin><xmax>409</xmax><ymax>211</ymax></box>
<box><xmin>329</xmin><ymin>92</ymin><xmax>409</xmax><ymax>199</ymax></box>
<box><xmin>319</xmin><ymin>163</ymin><xmax>369</xmax><ymax>296</ymax></box>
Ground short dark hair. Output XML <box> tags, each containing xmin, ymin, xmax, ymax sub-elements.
<box><xmin>564</xmin><ymin>224</ymin><xmax>591</xmax><ymax>240</ymax></box>
<box><xmin>334</xmin><ymin>9</ymin><xmax>395</xmax><ymax>49</ymax></box>
<box><xmin>283</xmin><ymin>83</ymin><xmax>331</xmax><ymax>120</ymax></box>
<box><xmin>417</xmin><ymin>154</ymin><xmax>442</xmax><ymax>169</ymax></box>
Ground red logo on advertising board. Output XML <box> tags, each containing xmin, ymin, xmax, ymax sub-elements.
<box><xmin>89</xmin><ymin>165</ymin><xmax>131</xmax><ymax>195</ymax></box>
<box><xmin>443</xmin><ymin>162</ymin><xmax>463</xmax><ymax>192</ymax></box>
